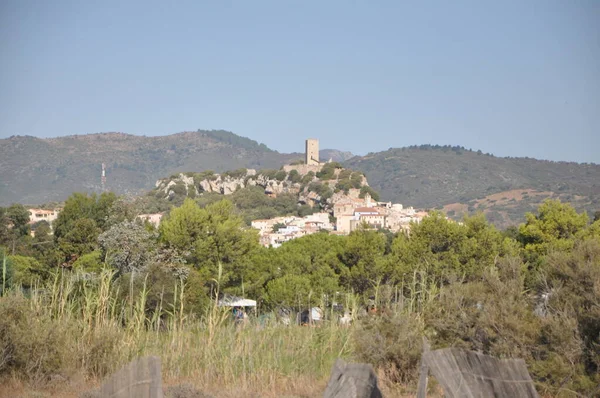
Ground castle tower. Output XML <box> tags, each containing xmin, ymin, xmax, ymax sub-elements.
<box><xmin>305</xmin><ymin>139</ymin><xmax>319</xmax><ymax>165</ymax></box>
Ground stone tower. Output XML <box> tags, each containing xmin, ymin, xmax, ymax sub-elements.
<box><xmin>305</xmin><ymin>139</ymin><xmax>319</xmax><ymax>165</ymax></box>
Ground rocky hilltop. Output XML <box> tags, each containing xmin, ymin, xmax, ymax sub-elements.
<box><xmin>152</xmin><ymin>162</ymin><xmax>376</xmax><ymax>213</ymax></box>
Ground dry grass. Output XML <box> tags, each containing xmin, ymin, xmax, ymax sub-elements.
<box><xmin>0</xmin><ymin>270</ymin><xmax>355</xmax><ymax>398</ymax></box>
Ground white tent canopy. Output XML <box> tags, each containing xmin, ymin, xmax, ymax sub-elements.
<box><xmin>218</xmin><ymin>296</ymin><xmax>257</xmax><ymax>307</ymax></box>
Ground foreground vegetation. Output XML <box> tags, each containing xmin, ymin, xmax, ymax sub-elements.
<box><xmin>1</xmin><ymin>193</ymin><xmax>599</xmax><ymax>396</ymax></box>
<box><xmin>0</xmin><ymin>273</ymin><xmax>352</xmax><ymax>397</ymax></box>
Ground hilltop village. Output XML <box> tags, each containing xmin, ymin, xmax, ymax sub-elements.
<box><xmin>23</xmin><ymin>139</ymin><xmax>427</xmax><ymax>247</ymax></box>
<box><xmin>249</xmin><ymin>139</ymin><xmax>428</xmax><ymax>247</ymax></box>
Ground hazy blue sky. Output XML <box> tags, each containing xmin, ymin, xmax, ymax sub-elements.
<box><xmin>1</xmin><ymin>1</ymin><xmax>598</xmax><ymax>162</ymax></box>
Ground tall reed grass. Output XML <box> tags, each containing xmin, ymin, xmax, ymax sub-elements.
<box><xmin>0</xmin><ymin>269</ymin><xmax>353</xmax><ymax>394</ymax></box>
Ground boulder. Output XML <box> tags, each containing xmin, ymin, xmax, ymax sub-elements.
<box><xmin>323</xmin><ymin>358</ymin><xmax>382</xmax><ymax>398</ymax></box>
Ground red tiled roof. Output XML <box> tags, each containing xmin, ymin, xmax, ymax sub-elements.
<box><xmin>354</xmin><ymin>207</ymin><xmax>379</xmax><ymax>213</ymax></box>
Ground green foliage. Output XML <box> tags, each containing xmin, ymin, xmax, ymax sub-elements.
<box><xmin>301</xmin><ymin>171</ymin><xmax>315</xmax><ymax>185</ymax></box>
<box><xmin>194</xmin><ymin>170</ymin><xmax>217</xmax><ymax>183</ymax></box>
<box><xmin>54</xmin><ymin>192</ymin><xmax>117</xmax><ymax>240</ymax></box>
<box><xmin>353</xmin><ymin>312</ymin><xmax>424</xmax><ymax>383</ymax></box>
<box><xmin>6</xmin><ymin>204</ymin><xmax>30</xmax><ymax>237</ymax></box>
<box><xmin>72</xmin><ymin>250</ymin><xmax>104</xmax><ymax>272</ymax></box>
<box><xmin>297</xmin><ymin>204</ymin><xmax>316</xmax><ymax>217</ymax></box>
<box><xmin>272</xmin><ymin>222</ymin><xmax>286</xmax><ymax>233</ymax></box>
<box><xmin>308</xmin><ymin>181</ymin><xmax>333</xmax><ymax>201</ymax></box>
<box><xmin>539</xmin><ymin>239</ymin><xmax>600</xmax><ymax>381</ymax></box>
<box><xmin>335</xmin><ymin>179</ymin><xmax>354</xmax><ymax>194</ymax></box>
<box><xmin>359</xmin><ymin>186</ymin><xmax>380</xmax><ymax>201</ymax></box>
<box><xmin>98</xmin><ymin>220</ymin><xmax>157</xmax><ymax>273</ymax></box>
<box><xmin>223</xmin><ymin>168</ymin><xmax>247</xmax><ymax>179</ymax></box>
<box><xmin>226</xmin><ymin>186</ymin><xmax>302</xmax><ymax>225</ymax></box>
<box><xmin>518</xmin><ymin>199</ymin><xmax>589</xmax><ymax>260</ymax></box>
<box><xmin>202</xmin><ymin>130</ymin><xmax>272</xmax><ymax>152</ymax></box>
<box><xmin>287</xmin><ymin>169</ymin><xmax>301</xmax><ymax>184</ymax></box>
<box><xmin>7</xmin><ymin>255</ymin><xmax>45</xmax><ymax>288</ymax></box>
<box><xmin>0</xmin><ymin>295</ymin><xmax>74</xmax><ymax>381</ymax></box>
<box><xmin>57</xmin><ymin>217</ymin><xmax>101</xmax><ymax>261</ymax></box>
<box><xmin>338</xmin><ymin>169</ymin><xmax>352</xmax><ymax>180</ymax></box>
<box><xmin>259</xmin><ymin>169</ymin><xmax>278</xmax><ymax>179</ymax></box>
<box><xmin>274</xmin><ymin>170</ymin><xmax>287</xmax><ymax>182</ymax></box>
<box><xmin>315</xmin><ymin>162</ymin><xmax>342</xmax><ymax>180</ymax></box>
<box><xmin>388</xmin><ymin>212</ymin><xmax>512</xmax><ymax>283</ymax></box>
<box><xmin>265</xmin><ymin>274</ymin><xmax>314</xmax><ymax>310</ymax></box>
<box><xmin>342</xmin><ymin>228</ymin><xmax>387</xmax><ymax>295</ymax></box>
<box><xmin>160</xmin><ymin>199</ymin><xmax>259</xmax><ymax>292</ymax></box>
<box><xmin>344</xmin><ymin>147</ymin><xmax>600</xmax><ymax>228</ymax></box>
<box><xmin>2</xmin><ymin>195</ymin><xmax>600</xmax><ymax>395</ymax></box>
<box><xmin>170</xmin><ymin>182</ymin><xmax>187</xmax><ymax>197</ymax></box>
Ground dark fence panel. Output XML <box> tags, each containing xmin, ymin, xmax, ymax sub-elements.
<box><xmin>422</xmin><ymin>348</ymin><xmax>539</xmax><ymax>398</ymax></box>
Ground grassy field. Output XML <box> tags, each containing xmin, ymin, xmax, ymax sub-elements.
<box><xmin>0</xmin><ymin>270</ymin><xmax>412</xmax><ymax>398</ymax></box>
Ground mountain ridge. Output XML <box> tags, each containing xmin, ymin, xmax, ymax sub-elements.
<box><xmin>1</xmin><ymin>131</ymin><xmax>598</xmax><ymax>228</ymax></box>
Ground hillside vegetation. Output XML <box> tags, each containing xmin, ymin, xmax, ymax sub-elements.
<box><xmin>0</xmin><ymin>130</ymin><xmax>349</xmax><ymax>205</ymax></box>
<box><xmin>1</xmin><ymin>193</ymin><xmax>600</xmax><ymax>396</ymax></box>
<box><xmin>139</xmin><ymin>162</ymin><xmax>376</xmax><ymax>224</ymax></box>
<box><xmin>2</xmin><ymin>131</ymin><xmax>598</xmax><ymax>228</ymax></box>
<box><xmin>344</xmin><ymin>145</ymin><xmax>600</xmax><ymax>227</ymax></box>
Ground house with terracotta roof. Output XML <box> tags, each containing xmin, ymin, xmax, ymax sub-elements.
<box><xmin>28</xmin><ymin>208</ymin><xmax>60</xmax><ymax>225</ymax></box>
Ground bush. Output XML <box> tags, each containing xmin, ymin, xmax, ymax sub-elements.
<box><xmin>170</xmin><ymin>182</ymin><xmax>187</xmax><ymax>197</ymax></box>
<box><xmin>223</xmin><ymin>168</ymin><xmax>247</xmax><ymax>179</ymax></box>
<box><xmin>338</xmin><ymin>169</ymin><xmax>352</xmax><ymax>180</ymax></box>
<box><xmin>308</xmin><ymin>182</ymin><xmax>333</xmax><ymax>201</ymax></box>
<box><xmin>353</xmin><ymin>312</ymin><xmax>424</xmax><ymax>383</ymax></box>
<box><xmin>316</xmin><ymin>162</ymin><xmax>342</xmax><ymax>180</ymax></box>
<box><xmin>72</xmin><ymin>250</ymin><xmax>104</xmax><ymax>272</ymax></box>
<box><xmin>194</xmin><ymin>171</ymin><xmax>217</xmax><ymax>184</ymax></box>
<box><xmin>0</xmin><ymin>295</ymin><xmax>74</xmax><ymax>382</ymax></box>
<box><xmin>301</xmin><ymin>171</ymin><xmax>315</xmax><ymax>185</ymax></box>
<box><xmin>335</xmin><ymin>180</ymin><xmax>353</xmax><ymax>193</ymax></box>
<box><xmin>288</xmin><ymin>169</ymin><xmax>301</xmax><ymax>184</ymax></box>
<box><xmin>260</xmin><ymin>169</ymin><xmax>278</xmax><ymax>179</ymax></box>
<box><xmin>359</xmin><ymin>186</ymin><xmax>380</xmax><ymax>201</ymax></box>
<box><xmin>274</xmin><ymin>170</ymin><xmax>287</xmax><ymax>182</ymax></box>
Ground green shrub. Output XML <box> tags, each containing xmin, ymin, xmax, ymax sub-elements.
<box><xmin>170</xmin><ymin>182</ymin><xmax>187</xmax><ymax>196</ymax></box>
<box><xmin>72</xmin><ymin>250</ymin><xmax>104</xmax><ymax>272</ymax></box>
<box><xmin>353</xmin><ymin>312</ymin><xmax>424</xmax><ymax>383</ymax></box>
<box><xmin>288</xmin><ymin>170</ymin><xmax>301</xmax><ymax>184</ymax></box>
<box><xmin>338</xmin><ymin>169</ymin><xmax>352</xmax><ymax>180</ymax></box>
<box><xmin>223</xmin><ymin>168</ymin><xmax>247</xmax><ymax>179</ymax></box>
<box><xmin>316</xmin><ymin>162</ymin><xmax>342</xmax><ymax>180</ymax></box>
<box><xmin>0</xmin><ymin>295</ymin><xmax>74</xmax><ymax>381</ymax></box>
<box><xmin>335</xmin><ymin>180</ymin><xmax>353</xmax><ymax>193</ymax></box>
<box><xmin>260</xmin><ymin>169</ymin><xmax>278</xmax><ymax>179</ymax></box>
<box><xmin>359</xmin><ymin>186</ymin><xmax>380</xmax><ymax>201</ymax></box>
<box><xmin>301</xmin><ymin>171</ymin><xmax>315</xmax><ymax>185</ymax></box>
<box><xmin>274</xmin><ymin>170</ymin><xmax>287</xmax><ymax>182</ymax></box>
<box><xmin>6</xmin><ymin>255</ymin><xmax>46</xmax><ymax>289</ymax></box>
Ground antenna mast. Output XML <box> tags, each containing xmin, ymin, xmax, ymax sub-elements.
<box><xmin>101</xmin><ymin>163</ymin><xmax>106</xmax><ymax>192</ymax></box>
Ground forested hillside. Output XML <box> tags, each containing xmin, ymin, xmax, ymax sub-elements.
<box><xmin>0</xmin><ymin>130</ymin><xmax>352</xmax><ymax>205</ymax></box>
<box><xmin>344</xmin><ymin>145</ymin><xmax>600</xmax><ymax>227</ymax></box>
<box><xmin>2</xmin><ymin>131</ymin><xmax>598</xmax><ymax>229</ymax></box>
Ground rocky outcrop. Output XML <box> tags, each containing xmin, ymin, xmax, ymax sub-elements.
<box><xmin>154</xmin><ymin>165</ymin><xmax>372</xmax><ymax>212</ymax></box>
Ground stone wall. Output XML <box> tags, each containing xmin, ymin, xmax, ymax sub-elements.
<box><xmin>282</xmin><ymin>164</ymin><xmax>323</xmax><ymax>175</ymax></box>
